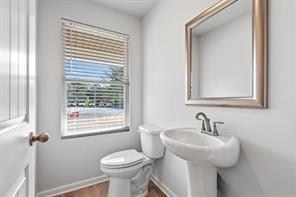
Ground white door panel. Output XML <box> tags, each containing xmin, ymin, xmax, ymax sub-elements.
<box><xmin>19</xmin><ymin>0</ymin><xmax>28</xmax><ymax>117</ymax></box>
<box><xmin>0</xmin><ymin>124</ymin><xmax>33</xmax><ymax>196</ymax></box>
<box><xmin>10</xmin><ymin>0</ymin><xmax>20</xmax><ymax>119</ymax></box>
<box><xmin>0</xmin><ymin>0</ymin><xmax>40</xmax><ymax>197</ymax></box>
<box><xmin>0</xmin><ymin>0</ymin><xmax>10</xmax><ymax>122</ymax></box>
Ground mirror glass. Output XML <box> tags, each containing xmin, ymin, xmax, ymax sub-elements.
<box><xmin>190</xmin><ymin>0</ymin><xmax>253</xmax><ymax>99</ymax></box>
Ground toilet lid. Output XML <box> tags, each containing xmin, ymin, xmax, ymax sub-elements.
<box><xmin>101</xmin><ymin>149</ymin><xmax>144</xmax><ymax>168</ymax></box>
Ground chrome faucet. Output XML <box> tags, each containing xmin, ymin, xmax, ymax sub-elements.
<box><xmin>195</xmin><ymin>112</ymin><xmax>212</xmax><ymax>132</ymax></box>
<box><xmin>195</xmin><ymin>112</ymin><xmax>223</xmax><ymax>136</ymax></box>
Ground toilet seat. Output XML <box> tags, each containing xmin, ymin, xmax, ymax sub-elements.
<box><xmin>100</xmin><ymin>152</ymin><xmax>152</xmax><ymax>177</ymax></box>
<box><xmin>101</xmin><ymin>149</ymin><xmax>145</xmax><ymax>169</ymax></box>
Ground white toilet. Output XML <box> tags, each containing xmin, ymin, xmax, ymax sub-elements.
<box><xmin>100</xmin><ymin>124</ymin><xmax>165</xmax><ymax>197</ymax></box>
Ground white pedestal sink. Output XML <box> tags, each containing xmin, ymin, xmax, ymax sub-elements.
<box><xmin>160</xmin><ymin>128</ymin><xmax>239</xmax><ymax>197</ymax></box>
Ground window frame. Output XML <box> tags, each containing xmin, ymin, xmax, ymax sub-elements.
<box><xmin>60</xmin><ymin>18</ymin><xmax>130</xmax><ymax>139</ymax></box>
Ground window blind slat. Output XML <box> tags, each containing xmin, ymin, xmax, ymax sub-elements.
<box><xmin>65</xmin><ymin>52</ymin><xmax>125</xmax><ymax>65</ymax></box>
<box><xmin>62</xmin><ymin>27</ymin><xmax>127</xmax><ymax>44</ymax></box>
<box><xmin>65</xmin><ymin>57</ymin><xmax>124</xmax><ymax>68</ymax></box>
<box><xmin>62</xmin><ymin>19</ymin><xmax>129</xmax><ymax>136</ymax></box>
<box><xmin>63</xmin><ymin>38</ymin><xmax>126</xmax><ymax>54</ymax></box>
<box><xmin>63</xmin><ymin>34</ymin><xmax>126</xmax><ymax>49</ymax></box>
<box><xmin>64</xmin><ymin>67</ymin><xmax>126</xmax><ymax>76</ymax></box>
<box><xmin>64</xmin><ymin>50</ymin><xmax>125</xmax><ymax>62</ymax></box>
<box><xmin>64</xmin><ymin>46</ymin><xmax>125</xmax><ymax>59</ymax></box>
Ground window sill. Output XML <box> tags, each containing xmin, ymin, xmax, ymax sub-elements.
<box><xmin>61</xmin><ymin>126</ymin><xmax>130</xmax><ymax>139</ymax></box>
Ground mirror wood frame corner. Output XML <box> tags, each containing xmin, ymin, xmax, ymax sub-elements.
<box><xmin>185</xmin><ymin>0</ymin><xmax>267</xmax><ymax>108</ymax></box>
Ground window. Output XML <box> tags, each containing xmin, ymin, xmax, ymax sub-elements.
<box><xmin>61</xmin><ymin>19</ymin><xmax>129</xmax><ymax>137</ymax></box>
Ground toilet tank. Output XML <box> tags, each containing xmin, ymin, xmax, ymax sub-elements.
<box><xmin>138</xmin><ymin>124</ymin><xmax>165</xmax><ymax>159</ymax></box>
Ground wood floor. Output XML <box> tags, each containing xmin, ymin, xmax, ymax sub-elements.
<box><xmin>55</xmin><ymin>180</ymin><xmax>166</xmax><ymax>197</ymax></box>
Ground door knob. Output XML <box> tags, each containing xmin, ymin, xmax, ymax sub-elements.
<box><xmin>29</xmin><ymin>132</ymin><xmax>50</xmax><ymax>146</ymax></box>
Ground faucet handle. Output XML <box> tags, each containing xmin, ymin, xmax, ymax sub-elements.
<box><xmin>213</xmin><ymin>121</ymin><xmax>224</xmax><ymax>136</ymax></box>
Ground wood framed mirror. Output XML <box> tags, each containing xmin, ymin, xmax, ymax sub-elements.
<box><xmin>185</xmin><ymin>0</ymin><xmax>267</xmax><ymax>108</ymax></box>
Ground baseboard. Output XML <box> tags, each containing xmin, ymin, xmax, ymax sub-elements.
<box><xmin>36</xmin><ymin>174</ymin><xmax>176</xmax><ymax>197</ymax></box>
<box><xmin>150</xmin><ymin>175</ymin><xmax>178</xmax><ymax>197</ymax></box>
<box><xmin>36</xmin><ymin>175</ymin><xmax>108</xmax><ymax>197</ymax></box>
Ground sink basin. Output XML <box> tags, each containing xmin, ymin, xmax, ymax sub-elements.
<box><xmin>160</xmin><ymin>128</ymin><xmax>240</xmax><ymax>197</ymax></box>
<box><xmin>160</xmin><ymin>127</ymin><xmax>239</xmax><ymax>167</ymax></box>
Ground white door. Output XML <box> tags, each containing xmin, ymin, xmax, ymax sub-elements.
<box><xmin>0</xmin><ymin>0</ymin><xmax>48</xmax><ymax>196</ymax></box>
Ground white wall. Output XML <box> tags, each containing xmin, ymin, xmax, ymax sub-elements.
<box><xmin>37</xmin><ymin>0</ymin><xmax>142</xmax><ymax>193</ymax></box>
<box><xmin>143</xmin><ymin>1</ymin><xmax>296</xmax><ymax>197</ymax></box>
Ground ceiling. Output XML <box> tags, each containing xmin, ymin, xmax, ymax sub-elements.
<box><xmin>91</xmin><ymin>0</ymin><xmax>158</xmax><ymax>18</ymax></box>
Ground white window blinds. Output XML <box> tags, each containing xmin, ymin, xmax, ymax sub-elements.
<box><xmin>62</xmin><ymin>19</ymin><xmax>129</xmax><ymax>136</ymax></box>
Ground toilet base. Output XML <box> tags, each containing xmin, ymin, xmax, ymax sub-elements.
<box><xmin>131</xmin><ymin>164</ymin><xmax>152</xmax><ymax>196</ymax></box>
<box><xmin>106</xmin><ymin>163</ymin><xmax>153</xmax><ymax>197</ymax></box>
<box><xmin>108</xmin><ymin>177</ymin><xmax>131</xmax><ymax>197</ymax></box>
